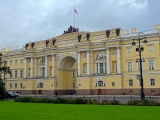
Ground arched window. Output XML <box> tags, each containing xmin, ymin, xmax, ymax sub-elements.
<box><xmin>95</xmin><ymin>80</ymin><xmax>106</xmax><ymax>87</ymax></box>
<box><xmin>38</xmin><ymin>83</ymin><xmax>43</xmax><ymax>88</ymax></box>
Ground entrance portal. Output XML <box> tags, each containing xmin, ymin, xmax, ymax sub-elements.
<box><xmin>58</xmin><ymin>56</ymin><xmax>78</xmax><ymax>94</ymax></box>
<box><xmin>39</xmin><ymin>90</ymin><xmax>42</xmax><ymax>94</ymax></box>
<box><xmin>98</xmin><ymin>89</ymin><xmax>102</xmax><ymax>95</ymax></box>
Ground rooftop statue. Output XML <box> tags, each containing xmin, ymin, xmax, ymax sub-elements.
<box><xmin>63</xmin><ymin>25</ymin><xmax>79</xmax><ymax>34</ymax></box>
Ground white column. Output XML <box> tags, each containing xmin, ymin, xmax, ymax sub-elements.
<box><xmin>39</xmin><ymin>67</ymin><xmax>41</xmax><ymax>76</ymax></box>
<box><xmin>103</xmin><ymin>62</ymin><xmax>105</xmax><ymax>73</ymax></box>
<box><xmin>45</xmin><ymin>55</ymin><xmax>48</xmax><ymax>77</ymax></box>
<box><xmin>87</xmin><ymin>50</ymin><xmax>90</xmax><ymax>75</ymax></box>
<box><xmin>52</xmin><ymin>54</ymin><xmax>55</xmax><ymax>77</ymax></box>
<box><xmin>77</xmin><ymin>51</ymin><xmax>81</xmax><ymax>76</ymax></box>
<box><xmin>98</xmin><ymin>63</ymin><xmax>100</xmax><ymax>73</ymax></box>
<box><xmin>117</xmin><ymin>46</ymin><xmax>121</xmax><ymax>74</ymax></box>
<box><xmin>34</xmin><ymin>58</ymin><xmax>37</xmax><ymax>78</ymax></box>
<box><xmin>24</xmin><ymin>57</ymin><xmax>27</xmax><ymax>78</ymax></box>
<box><xmin>30</xmin><ymin>57</ymin><xmax>33</xmax><ymax>78</ymax></box>
<box><xmin>106</xmin><ymin>47</ymin><xmax>110</xmax><ymax>74</ymax></box>
<box><xmin>2</xmin><ymin>62</ymin><xmax>4</xmax><ymax>79</ymax></box>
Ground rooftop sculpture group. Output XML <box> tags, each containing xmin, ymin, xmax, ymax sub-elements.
<box><xmin>63</xmin><ymin>25</ymin><xmax>79</xmax><ymax>34</ymax></box>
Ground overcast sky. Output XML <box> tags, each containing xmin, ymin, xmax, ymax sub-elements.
<box><xmin>0</xmin><ymin>0</ymin><xmax>160</xmax><ymax>50</ymax></box>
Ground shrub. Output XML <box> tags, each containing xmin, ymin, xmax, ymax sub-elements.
<box><xmin>73</xmin><ymin>98</ymin><xmax>85</xmax><ymax>104</ymax></box>
<box><xmin>111</xmin><ymin>100</ymin><xmax>120</xmax><ymax>105</ymax></box>
<box><xmin>128</xmin><ymin>100</ymin><xmax>140</xmax><ymax>106</ymax></box>
<box><xmin>91</xmin><ymin>99</ymin><xmax>100</xmax><ymax>105</ymax></box>
<box><xmin>141</xmin><ymin>99</ymin><xmax>152</xmax><ymax>106</ymax></box>
<box><xmin>151</xmin><ymin>101</ymin><xmax>160</xmax><ymax>106</ymax></box>
<box><xmin>102</xmin><ymin>100</ymin><xmax>112</xmax><ymax>105</ymax></box>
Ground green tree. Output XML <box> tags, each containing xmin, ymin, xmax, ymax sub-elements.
<box><xmin>0</xmin><ymin>53</ymin><xmax>11</xmax><ymax>99</ymax></box>
<box><xmin>0</xmin><ymin>78</ymin><xmax>6</xmax><ymax>99</ymax></box>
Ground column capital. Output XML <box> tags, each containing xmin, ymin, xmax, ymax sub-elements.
<box><xmin>77</xmin><ymin>51</ymin><xmax>80</xmax><ymax>54</ymax></box>
<box><xmin>116</xmin><ymin>46</ymin><xmax>121</xmax><ymax>49</ymax></box>
<box><xmin>30</xmin><ymin>56</ymin><xmax>34</xmax><ymax>59</ymax></box>
<box><xmin>106</xmin><ymin>47</ymin><xmax>110</xmax><ymax>51</ymax></box>
<box><xmin>51</xmin><ymin>54</ymin><xmax>56</xmax><ymax>57</ymax></box>
<box><xmin>86</xmin><ymin>49</ymin><xmax>90</xmax><ymax>52</ymax></box>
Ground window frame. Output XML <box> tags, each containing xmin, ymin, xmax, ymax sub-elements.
<box><xmin>148</xmin><ymin>45</ymin><xmax>153</xmax><ymax>51</ymax></box>
<box><xmin>127</xmin><ymin>62</ymin><xmax>133</xmax><ymax>72</ymax></box>
<box><xmin>148</xmin><ymin>60</ymin><xmax>155</xmax><ymax>70</ymax></box>
<box><xmin>127</xmin><ymin>47</ymin><xmax>132</xmax><ymax>53</ymax></box>
<box><xmin>150</xmin><ymin>79</ymin><xmax>155</xmax><ymax>86</ymax></box>
<box><xmin>15</xmin><ymin>71</ymin><xmax>17</xmax><ymax>78</ymax></box>
<box><xmin>129</xmin><ymin>79</ymin><xmax>133</xmax><ymax>86</ymax></box>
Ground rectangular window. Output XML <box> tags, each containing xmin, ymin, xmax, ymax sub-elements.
<box><xmin>151</xmin><ymin>90</ymin><xmax>155</xmax><ymax>93</ymax></box>
<box><xmin>20</xmin><ymin>83</ymin><xmax>23</xmax><ymax>88</ymax></box>
<box><xmin>15</xmin><ymin>83</ymin><xmax>17</xmax><ymax>88</ymax></box>
<box><xmin>148</xmin><ymin>45</ymin><xmax>153</xmax><ymax>51</ymax></box>
<box><xmin>15</xmin><ymin>71</ymin><xmax>17</xmax><ymax>78</ymax></box>
<box><xmin>129</xmin><ymin>79</ymin><xmax>133</xmax><ymax>86</ymax></box>
<box><xmin>149</xmin><ymin>60</ymin><xmax>154</xmax><ymax>70</ymax></box>
<box><xmin>15</xmin><ymin>60</ymin><xmax>18</xmax><ymax>65</ymax></box>
<box><xmin>20</xmin><ymin>60</ymin><xmax>23</xmax><ymax>64</ymax></box>
<box><xmin>10</xmin><ymin>83</ymin><xmax>12</xmax><ymax>88</ymax></box>
<box><xmin>112</xmin><ymin>82</ymin><xmax>115</xmax><ymax>86</ymax></box>
<box><xmin>73</xmin><ymin>83</ymin><xmax>75</xmax><ymax>88</ymax></box>
<box><xmin>10</xmin><ymin>71</ymin><xmax>12</xmax><ymax>78</ymax></box>
<box><xmin>100</xmin><ymin>63</ymin><xmax>103</xmax><ymax>73</ymax></box>
<box><xmin>97</xmin><ymin>63</ymin><xmax>98</xmax><ymax>73</ymax></box>
<box><xmin>73</xmin><ymin>71</ymin><xmax>75</xmax><ymax>78</ymax></box>
<box><xmin>127</xmin><ymin>47</ymin><xmax>132</xmax><ymax>53</ymax></box>
<box><xmin>10</xmin><ymin>61</ymin><xmax>12</xmax><ymax>65</ymax></box>
<box><xmin>128</xmin><ymin>62</ymin><xmax>132</xmax><ymax>72</ymax></box>
<box><xmin>150</xmin><ymin>79</ymin><xmax>155</xmax><ymax>86</ymax></box>
<box><xmin>138</xmin><ymin>61</ymin><xmax>143</xmax><ymax>71</ymax></box>
<box><xmin>105</xmin><ymin>63</ymin><xmax>107</xmax><ymax>73</ymax></box>
<box><xmin>20</xmin><ymin>70</ymin><xmax>23</xmax><ymax>78</ymax></box>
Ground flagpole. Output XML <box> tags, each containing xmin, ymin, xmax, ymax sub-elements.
<box><xmin>74</xmin><ymin>6</ymin><xmax>75</xmax><ymax>27</ymax></box>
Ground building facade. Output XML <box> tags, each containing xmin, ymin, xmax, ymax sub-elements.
<box><xmin>1</xmin><ymin>24</ymin><xmax>160</xmax><ymax>95</ymax></box>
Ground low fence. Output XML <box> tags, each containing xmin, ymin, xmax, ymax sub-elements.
<box><xmin>20</xmin><ymin>95</ymin><xmax>160</xmax><ymax>103</ymax></box>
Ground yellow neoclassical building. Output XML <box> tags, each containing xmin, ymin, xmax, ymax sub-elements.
<box><xmin>1</xmin><ymin>24</ymin><xmax>160</xmax><ymax>95</ymax></box>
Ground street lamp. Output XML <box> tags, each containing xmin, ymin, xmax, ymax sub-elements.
<box><xmin>131</xmin><ymin>37</ymin><xmax>147</xmax><ymax>100</ymax></box>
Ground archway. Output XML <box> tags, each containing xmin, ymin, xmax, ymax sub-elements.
<box><xmin>58</xmin><ymin>56</ymin><xmax>78</xmax><ymax>94</ymax></box>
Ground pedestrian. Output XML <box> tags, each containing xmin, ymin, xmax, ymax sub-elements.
<box><xmin>55</xmin><ymin>91</ymin><xmax>58</xmax><ymax>97</ymax></box>
<box><xmin>70</xmin><ymin>90</ymin><xmax>73</xmax><ymax>95</ymax></box>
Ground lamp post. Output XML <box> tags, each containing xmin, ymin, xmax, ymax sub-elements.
<box><xmin>131</xmin><ymin>37</ymin><xmax>147</xmax><ymax>100</ymax></box>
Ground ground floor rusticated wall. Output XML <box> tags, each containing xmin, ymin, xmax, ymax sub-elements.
<box><xmin>7</xmin><ymin>88</ymin><xmax>160</xmax><ymax>96</ymax></box>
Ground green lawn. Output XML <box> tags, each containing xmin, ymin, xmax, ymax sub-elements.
<box><xmin>0</xmin><ymin>101</ymin><xmax>160</xmax><ymax>120</ymax></box>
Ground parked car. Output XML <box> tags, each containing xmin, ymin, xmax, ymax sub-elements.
<box><xmin>7</xmin><ymin>91</ymin><xmax>19</xmax><ymax>98</ymax></box>
<box><xmin>6</xmin><ymin>92</ymin><xmax>14</xmax><ymax>98</ymax></box>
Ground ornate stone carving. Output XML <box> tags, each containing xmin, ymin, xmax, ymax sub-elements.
<box><xmin>86</xmin><ymin>33</ymin><xmax>90</xmax><ymax>40</ymax></box>
<box><xmin>116</xmin><ymin>28</ymin><xmax>120</xmax><ymax>36</ymax></box>
<box><xmin>31</xmin><ymin>42</ymin><xmax>34</xmax><ymax>48</ymax></box>
<box><xmin>63</xmin><ymin>25</ymin><xmax>79</xmax><ymax>34</ymax></box>
<box><xmin>25</xmin><ymin>43</ymin><xmax>28</xmax><ymax>49</ymax></box>
<box><xmin>52</xmin><ymin>39</ymin><xmax>56</xmax><ymax>45</ymax></box>
<box><xmin>78</xmin><ymin>34</ymin><xmax>82</xmax><ymax>42</ymax></box>
<box><xmin>46</xmin><ymin>40</ymin><xmax>49</xmax><ymax>46</ymax></box>
<box><xmin>106</xmin><ymin>30</ymin><xmax>110</xmax><ymax>38</ymax></box>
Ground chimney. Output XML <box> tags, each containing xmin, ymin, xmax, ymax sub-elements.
<box><xmin>126</xmin><ymin>30</ymin><xmax>129</xmax><ymax>34</ymax></box>
<box><xmin>154</xmin><ymin>24</ymin><xmax>158</xmax><ymax>29</ymax></box>
<box><xmin>131</xmin><ymin>28</ymin><xmax>136</xmax><ymax>33</ymax></box>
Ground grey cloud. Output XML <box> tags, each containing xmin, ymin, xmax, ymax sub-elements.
<box><xmin>0</xmin><ymin>0</ymin><xmax>160</xmax><ymax>49</ymax></box>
